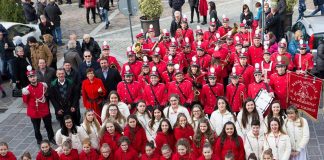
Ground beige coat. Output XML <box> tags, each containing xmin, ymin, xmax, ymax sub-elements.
<box><xmin>244</xmin><ymin>130</ymin><xmax>265</xmax><ymax>159</ymax></box>
<box><xmin>283</xmin><ymin>117</ymin><xmax>309</xmax><ymax>152</ymax></box>
<box><xmin>55</xmin><ymin>127</ymin><xmax>83</xmax><ymax>154</ymax></box>
<box><xmin>263</xmin><ymin>132</ymin><xmax>291</xmax><ymax>160</ymax></box>
<box><xmin>30</xmin><ymin>43</ymin><xmax>53</xmax><ymax>69</ymax></box>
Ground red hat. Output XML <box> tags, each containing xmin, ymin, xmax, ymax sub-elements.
<box><xmin>124</xmin><ymin>65</ymin><xmax>133</xmax><ymax>76</ymax></box>
<box><xmin>170</xmin><ymin>37</ymin><xmax>178</xmax><ymax>48</ymax></box>
<box><xmin>215</xmin><ymin>33</ymin><xmax>222</xmax><ymax>44</ymax></box>
<box><xmin>148</xmin><ymin>24</ymin><xmax>154</xmax><ymax>32</ymax></box>
<box><xmin>136</xmin><ymin>29</ymin><xmax>145</xmax><ymax>39</ymax></box>
<box><xmin>150</xmin><ymin>66</ymin><xmax>159</xmax><ymax>77</ymax></box>
<box><xmin>235</xmin><ymin>36</ymin><xmax>242</xmax><ymax>46</ymax></box>
<box><xmin>174</xmin><ymin>64</ymin><xmax>182</xmax><ymax>75</ymax></box>
<box><xmin>222</xmin><ymin>14</ymin><xmax>229</xmax><ymax>23</ymax></box>
<box><xmin>142</xmin><ymin>56</ymin><xmax>149</xmax><ymax>67</ymax></box>
<box><xmin>163</xmin><ymin>29</ymin><xmax>170</xmax><ymax>37</ymax></box>
<box><xmin>102</xmin><ymin>41</ymin><xmax>110</xmax><ymax>50</ymax></box>
<box><xmin>210</xmin><ymin>18</ymin><xmax>216</xmax><ymax>26</ymax></box>
<box><xmin>264</xmin><ymin>45</ymin><xmax>270</xmax><ymax>55</ymax></box>
<box><xmin>208</xmin><ymin>67</ymin><xmax>216</xmax><ymax>78</ymax></box>
<box><xmin>167</xmin><ymin>55</ymin><xmax>174</xmax><ymax>66</ymax></box>
<box><xmin>276</xmin><ymin>56</ymin><xmax>287</xmax><ymax>67</ymax></box>
<box><xmin>254</xmin><ymin>63</ymin><xmax>262</xmax><ymax>74</ymax></box>
<box><xmin>190</xmin><ymin>56</ymin><xmax>199</xmax><ymax>67</ymax></box>
<box><xmin>26</xmin><ymin>65</ymin><xmax>36</xmax><ymax>77</ymax></box>
<box><xmin>153</xmin><ymin>47</ymin><xmax>161</xmax><ymax>56</ymax></box>
<box><xmin>196</xmin><ymin>41</ymin><xmax>205</xmax><ymax>51</ymax></box>
<box><xmin>299</xmin><ymin>39</ymin><xmax>307</xmax><ymax>48</ymax></box>
<box><xmin>184</xmin><ymin>37</ymin><xmax>191</xmax><ymax>48</ymax></box>
<box><xmin>196</xmin><ymin>25</ymin><xmax>203</xmax><ymax>35</ymax></box>
<box><xmin>253</xmin><ymin>29</ymin><xmax>261</xmax><ymax>39</ymax></box>
<box><xmin>182</xmin><ymin>15</ymin><xmax>188</xmax><ymax>23</ymax></box>
<box><xmin>230</xmin><ymin>67</ymin><xmax>239</xmax><ymax>78</ymax></box>
<box><xmin>239</xmin><ymin>48</ymin><xmax>248</xmax><ymax>58</ymax></box>
<box><xmin>279</xmin><ymin>39</ymin><xmax>287</xmax><ymax>48</ymax></box>
<box><xmin>213</xmin><ymin>46</ymin><xmax>221</xmax><ymax>58</ymax></box>
<box><xmin>126</xmin><ymin>46</ymin><xmax>135</xmax><ymax>56</ymax></box>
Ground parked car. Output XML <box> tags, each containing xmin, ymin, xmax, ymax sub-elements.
<box><xmin>0</xmin><ymin>22</ymin><xmax>41</xmax><ymax>45</ymax></box>
<box><xmin>286</xmin><ymin>16</ymin><xmax>324</xmax><ymax>66</ymax></box>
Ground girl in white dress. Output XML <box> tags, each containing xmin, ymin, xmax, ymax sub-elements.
<box><xmin>263</xmin><ymin>100</ymin><xmax>286</xmax><ymax>133</ymax></box>
<box><xmin>148</xmin><ymin>106</ymin><xmax>164</xmax><ymax>140</ymax></box>
<box><xmin>284</xmin><ymin>105</ymin><xmax>309</xmax><ymax>160</ymax></box>
<box><xmin>79</xmin><ymin>110</ymin><xmax>101</xmax><ymax>150</ymax></box>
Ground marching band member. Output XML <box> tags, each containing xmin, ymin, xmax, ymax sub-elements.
<box><xmin>226</xmin><ymin>67</ymin><xmax>247</xmax><ymax>114</ymax></box>
<box><xmin>117</xmin><ymin>65</ymin><xmax>143</xmax><ymax>113</ymax></box>
<box><xmin>234</xmin><ymin>20</ymin><xmax>251</xmax><ymax>47</ymax></box>
<box><xmin>222</xmin><ymin>31</ymin><xmax>236</xmax><ymax>54</ymax></box>
<box><xmin>214</xmin><ymin>121</ymin><xmax>245</xmax><ymax>160</ymax></box>
<box><xmin>283</xmin><ymin>105</ymin><xmax>310</xmax><ymax>160</ymax></box>
<box><xmin>100</xmin><ymin>41</ymin><xmax>121</xmax><ymax>72</ymax></box>
<box><xmin>175</xmin><ymin>15</ymin><xmax>195</xmax><ymax>45</ymax></box>
<box><xmin>271</xmin><ymin>39</ymin><xmax>294</xmax><ymax>71</ymax></box>
<box><xmin>124</xmin><ymin>115</ymin><xmax>147</xmax><ymax>154</ymax></box>
<box><xmin>210</xmin><ymin>97</ymin><xmax>236</xmax><ymax>135</ymax></box>
<box><xmin>149</xmin><ymin>47</ymin><xmax>167</xmax><ymax>75</ymax></box>
<box><xmin>161</xmin><ymin>56</ymin><xmax>176</xmax><ymax>83</ymax></box>
<box><xmin>247</xmin><ymin>31</ymin><xmax>264</xmax><ymax>66</ymax></box>
<box><xmin>264</xmin><ymin>118</ymin><xmax>291</xmax><ymax>160</ymax></box>
<box><xmin>236</xmin><ymin>98</ymin><xmax>263</xmax><ymax>139</ymax></box>
<box><xmin>155</xmin><ymin>119</ymin><xmax>176</xmax><ymax>153</ymax></box>
<box><xmin>269</xmin><ymin>56</ymin><xmax>289</xmax><ymax>110</ymax></box>
<box><xmin>293</xmin><ymin>40</ymin><xmax>314</xmax><ymax>74</ymax></box>
<box><xmin>138</xmin><ymin>56</ymin><xmax>151</xmax><ymax>88</ymax></box>
<box><xmin>182</xmin><ymin>37</ymin><xmax>196</xmax><ymax>68</ymax></box>
<box><xmin>210</xmin><ymin>52</ymin><xmax>227</xmax><ymax>84</ymax></box>
<box><xmin>163</xmin><ymin>94</ymin><xmax>192</xmax><ymax>127</ymax></box>
<box><xmin>167</xmin><ymin>64</ymin><xmax>194</xmax><ymax>108</ymax></box>
<box><xmin>229</xmin><ymin>36</ymin><xmax>244</xmax><ymax>66</ymax></box>
<box><xmin>163</xmin><ymin>38</ymin><xmax>186</xmax><ymax>71</ymax></box>
<box><xmin>158</xmin><ymin>29</ymin><xmax>172</xmax><ymax>58</ymax></box>
<box><xmin>196</xmin><ymin>41</ymin><xmax>212</xmax><ymax>71</ymax></box>
<box><xmin>217</xmin><ymin>14</ymin><xmax>232</xmax><ymax>38</ymax></box>
<box><xmin>261</xmin><ymin>47</ymin><xmax>275</xmax><ymax>80</ymax></box>
<box><xmin>121</xmin><ymin>46</ymin><xmax>143</xmax><ymax>81</ymax></box>
<box><xmin>247</xmin><ymin>63</ymin><xmax>274</xmax><ymax>99</ymax></box>
<box><xmin>143</xmin><ymin>66</ymin><xmax>168</xmax><ymax>109</ymax></box>
<box><xmin>234</xmin><ymin>51</ymin><xmax>254</xmax><ymax>87</ymax></box>
<box><xmin>192</xmin><ymin>118</ymin><xmax>217</xmax><ymax>158</ymax></box>
<box><xmin>200</xmin><ymin>67</ymin><xmax>224</xmax><ymax>116</ymax></box>
<box><xmin>244</xmin><ymin>120</ymin><xmax>265</xmax><ymax>160</ymax></box>
<box><xmin>203</xmin><ymin>18</ymin><xmax>218</xmax><ymax>49</ymax></box>
<box><xmin>263</xmin><ymin>100</ymin><xmax>286</xmax><ymax>133</ymax></box>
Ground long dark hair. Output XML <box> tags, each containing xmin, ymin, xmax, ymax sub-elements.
<box><xmin>136</xmin><ymin>100</ymin><xmax>152</xmax><ymax>119</ymax></box>
<box><xmin>267</xmin><ymin>117</ymin><xmax>286</xmax><ymax>134</ymax></box>
<box><xmin>187</xmin><ymin>65</ymin><xmax>202</xmax><ymax>77</ymax></box>
<box><xmin>241</xmin><ymin>98</ymin><xmax>260</xmax><ymax>128</ymax></box>
<box><xmin>242</xmin><ymin>4</ymin><xmax>250</xmax><ymax>13</ymax></box>
<box><xmin>193</xmin><ymin>118</ymin><xmax>216</xmax><ymax>147</ymax></box>
<box><xmin>157</xmin><ymin>119</ymin><xmax>173</xmax><ymax>134</ymax></box>
<box><xmin>215</xmin><ymin>96</ymin><xmax>237</xmax><ymax>121</ymax></box>
<box><xmin>107</xmin><ymin>90</ymin><xmax>120</xmax><ymax>104</ymax></box>
<box><xmin>149</xmin><ymin>106</ymin><xmax>165</xmax><ymax>129</ymax></box>
<box><xmin>61</xmin><ymin>115</ymin><xmax>78</xmax><ymax>136</ymax></box>
<box><xmin>209</xmin><ymin>1</ymin><xmax>216</xmax><ymax>12</ymax></box>
<box><xmin>126</xmin><ymin>115</ymin><xmax>144</xmax><ymax>141</ymax></box>
<box><xmin>99</xmin><ymin>120</ymin><xmax>123</xmax><ymax>138</ymax></box>
<box><xmin>219</xmin><ymin>121</ymin><xmax>240</xmax><ymax>148</ymax></box>
<box><xmin>267</xmin><ymin>100</ymin><xmax>286</xmax><ymax>126</ymax></box>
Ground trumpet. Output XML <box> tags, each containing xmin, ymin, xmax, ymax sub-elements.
<box><xmin>220</xmin><ymin>23</ymin><xmax>239</xmax><ymax>40</ymax></box>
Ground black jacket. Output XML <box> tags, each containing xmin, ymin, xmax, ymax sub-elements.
<box><xmin>99</xmin><ymin>0</ymin><xmax>109</xmax><ymax>10</ymax></box>
<box><xmin>0</xmin><ymin>38</ymin><xmax>15</xmax><ymax>60</ymax></box>
<box><xmin>0</xmin><ymin>24</ymin><xmax>8</xmax><ymax>37</ymax></box>
<box><xmin>39</xmin><ymin>21</ymin><xmax>55</xmax><ymax>36</ymax></box>
<box><xmin>188</xmin><ymin>0</ymin><xmax>198</xmax><ymax>7</ymax></box>
<box><xmin>316</xmin><ymin>39</ymin><xmax>324</xmax><ymax>71</ymax></box>
<box><xmin>240</xmin><ymin>12</ymin><xmax>254</xmax><ymax>26</ymax></box>
<box><xmin>14</xmin><ymin>56</ymin><xmax>30</xmax><ymax>88</ymax></box>
<box><xmin>170</xmin><ymin>19</ymin><xmax>181</xmax><ymax>37</ymax></box>
<box><xmin>95</xmin><ymin>67</ymin><xmax>122</xmax><ymax>97</ymax></box>
<box><xmin>81</xmin><ymin>37</ymin><xmax>101</xmax><ymax>60</ymax></box>
<box><xmin>44</xmin><ymin>2</ymin><xmax>62</xmax><ymax>27</ymax></box>
<box><xmin>169</xmin><ymin>0</ymin><xmax>185</xmax><ymax>10</ymax></box>
<box><xmin>37</xmin><ymin>1</ymin><xmax>47</xmax><ymax>17</ymax></box>
<box><xmin>314</xmin><ymin>0</ymin><xmax>324</xmax><ymax>6</ymax></box>
<box><xmin>265</xmin><ymin>12</ymin><xmax>281</xmax><ymax>41</ymax></box>
<box><xmin>22</xmin><ymin>2</ymin><xmax>37</xmax><ymax>23</ymax></box>
<box><xmin>79</xmin><ymin>60</ymin><xmax>100</xmax><ymax>80</ymax></box>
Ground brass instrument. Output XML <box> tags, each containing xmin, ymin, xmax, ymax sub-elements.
<box><xmin>220</xmin><ymin>23</ymin><xmax>239</xmax><ymax>40</ymax></box>
<box><xmin>151</xmin><ymin>33</ymin><xmax>164</xmax><ymax>51</ymax></box>
<box><xmin>134</xmin><ymin>42</ymin><xmax>142</xmax><ymax>59</ymax></box>
<box><xmin>192</xmin><ymin>75</ymin><xmax>201</xmax><ymax>102</ymax></box>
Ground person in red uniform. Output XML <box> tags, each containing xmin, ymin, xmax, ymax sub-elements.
<box><xmin>214</xmin><ymin>121</ymin><xmax>245</xmax><ymax>160</ymax></box>
<box><xmin>192</xmin><ymin>26</ymin><xmax>206</xmax><ymax>51</ymax></box>
<box><xmin>146</xmin><ymin>24</ymin><xmax>157</xmax><ymax>44</ymax></box>
<box><xmin>222</xmin><ymin>31</ymin><xmax>236</xmax><ymax>54</ymax></box>
<box><xmin>235</xmin><ymin>52</ymin><xmax>254</xmax><ymax>86</ymax></box>
<box><xmin>158</xmin><ymin>29</ymin><xmax>172</xmax><ymax>58</ymax></box>
<box><xmin>167</xmin><ymin>64</ymin><xmax>194</xmax><ymax>108</ymax></box>
<box><xmin>81</xmin><ymin>68</ymin><xmax>107</xmax><ymax>120</ymax></box>
<box><xmin>114</xmin><ymin>136</ymin><xmax>139</xmax><ymax>160</ymax></box>
<box><xmin>163</xmin><ymin>38</ymin><xmax>186</xmax><ymax>71</ymax></box>
<box><xmin>22</xmin><ymin>66</ymin><xmax>55</xmax><ymax>145</ymax></box>
<box><xmin>36</xmin><ymin>140</ymin><xmax>59</xmax><ymax>160</ymax></box>
<box><xmin>217</xmin><ymin>15</ymin><xmax>232</xmax><ymax>38</ymax></box>
<box><xmin>271</xmin><ymin>40</ymin><xmax>294</xmax><ymax>71</ymax></box>
<box><xmin>226</xmin><ymin>67</ymin><xmax>247</xmax><ymax>114</ymax></box>
<box><xmin>149</xmin><ymin>47</ymin><xmax>167</xmax><ymax>75</ymax></box>
<box><xmin>247</xmin><ymin>63</ymin><xmax>274</xmax><ymax>99</ymax></box>
<box><xmin>269</xmin><ymin>56</ymin><xmax>289</xmax><ymax>110</ymax></box>
<box><xmin>229</xmin><ymin>37</ymin><xmax>244</xmax><ymax>66</ymax></box>
<box><xmin>203</xmin><ymin>18</ymin><xmax>218</xmax><ymax>49</ymax></box>
<box><xmin>196</xmin><ymin>41</ymin><xmax>212</xmax><ymax>71</ymax></box>
<box><xmin>161</xmin><ymin>56</ymin><xmax>176</xmax><ymax>84</ymax></box>
<box><xmin>155</xmin><ymin>119</ymin><xmax>176</xmax><ymax>153</ymax></box>
<box><xmin>143</xmin><ymin>66</ymin><xmax>168</xmax><ymax>108</ymax></box>
<box><xmin>121</xmin><ymin>46</ymin><xmax>143</xmax><ymax>80</ymax></box>
<box><xmin>175</xmin><ymin>16</ymin><xmax>195</xmax><ymax>45</ymax></box>
<box><xmin>248</xmin><ymin>32</ymin><xmax>264</xmax><ymax>66</ymax></box>
<box><xmin>123</xmin><ymin>115</ymin><xmax>147</xmax><ymax>154</ymax></box>
<box><xmin>182</xmin><ymin>37</ymin><xmax>196</xmax><ymax>67</ymax></box>
<box><xmin>234</xmin><ymin>21</ymin><xmax>251</xmax><ymax>47</ymax></box>
<box><xmin>138</xmin><ymin>56</ymin><xmax>151</xmax><ymax>88</ymax></box>
<box><xmin>100</xmin><ymin>41</ymin><xmax>121</xmax><ymax>72</ymax></box>
<box><xmin>293</xmin><ymin>41</ymin><xmax>314</xmax><ymax>74</ymax></box>
<box><xmin>200</xmin><ymin>67</ymin><xmax>224</xmax><ymax>116</ymax></box>
<box><xmin>261</xmin><ymin>46</ymin><xmax>275</xmax><ymax>81</ymax></box>
<box><xmin>210</xmin><ymin>52</ymin><xmax>226</xmax><ymax>84</ymax></box>
<box><xmin>117</xmin><ymin>65</ymin><xmax>143</xmax><ymax>113</ymax></box>
<box><xmin>199</xmin><ymin>0</ymin><xmax>208</xmax><ymax>25</ymax></box>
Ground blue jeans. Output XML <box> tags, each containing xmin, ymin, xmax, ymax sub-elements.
<box><xmin>0</xmin><ymin>58</ymin><xmax>15</xmax><ymax>81</ymax></box>
<box><xmin>310</xmin><ymin>4</ymin><xmax>324</xmax><ymax>15</ymax></box>
<box><xmin>102</xmin><ymin>9</ymin><xmax>109</xmax><ymax>24</ymax></box>
<box><xmin>53</xmin><ymin>26</ymin><xmax>62</xmax><ymax>45</ymax></box>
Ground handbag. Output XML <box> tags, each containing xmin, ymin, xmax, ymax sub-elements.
<box><xmin>12</xmin><ymin>87</ymin><xmax>22</xmax><ymax>97</ymax></box>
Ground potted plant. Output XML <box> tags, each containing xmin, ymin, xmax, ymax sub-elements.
<box><xmin>139</xmin><ymin>0</ymin><xmax>163</xmax><ymax>36</ymax></box>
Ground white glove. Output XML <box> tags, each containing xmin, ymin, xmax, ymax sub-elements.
<box><xmin>22</xmin><ymin>86</ymin><xmax>30</xmax><ymax>95</ymax></box>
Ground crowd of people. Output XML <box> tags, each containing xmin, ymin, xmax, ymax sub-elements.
<box><xmin>1</xmin><ymin>0</ymin><xmax>324</xmax><ymax>160</ymax></box>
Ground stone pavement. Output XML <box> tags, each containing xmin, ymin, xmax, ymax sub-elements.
<box><xmin>1</xmin><ymin>0</ymin><xmax>324</xmax><ymax>159</ymax></box>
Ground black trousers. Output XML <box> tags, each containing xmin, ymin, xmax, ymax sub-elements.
<box><xmin>86</xmin><ymin>7</ymin><xmax>96</xmax><ymax>22</ymax></box>
<box><xmin>190</xmin><ymin>6</ymin><xmax>199</xmax><ymax>21</ymax></box>
<box><xmin>30</xmin><ymin>114</ymin><xmax>55</xmax><ymax>142</ymax></box>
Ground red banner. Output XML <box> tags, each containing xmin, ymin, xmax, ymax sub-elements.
<box><xmin>288</xmin><ymin>72</ymin><xmax>322</xmax><ymax>120</ymax></box>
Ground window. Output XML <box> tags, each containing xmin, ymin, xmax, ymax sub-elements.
<box><xmin>7</xmin><ymin>24</ymin><xmax>34</xmax><ymax>40</ymax></box>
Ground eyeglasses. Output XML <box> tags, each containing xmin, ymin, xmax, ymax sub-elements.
<box><xmin>254</xmin><ymin>74</ymin><xmax>262</xmax><ymax>76</ymax></box>
<box><xmin>84</xmin><ymin>55</ymin><xmax>91</xmax><ymax>57</ymax></box>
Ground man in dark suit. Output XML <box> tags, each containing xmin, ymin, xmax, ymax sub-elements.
<box><xmin>95</xmin><ymin>58</ymin><xmax>122</xmax><ymax>98</ymax></box>
<box><xmin>79</xmin><ymin>50</ymin><xmax>100</xmax><ymax>80</ymax></box>
<box><xmin>265</xmin><ymin>6</ymin><xmax>281</xmax><ymax>42</ymax></box>
<box><xmin>49</xmin><ymin>68</ymin><xmax>80</xmax><ymax>127</ymax></box>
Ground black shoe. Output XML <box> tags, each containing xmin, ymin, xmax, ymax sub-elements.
<box><xmin>198</xmin><ymin>19</ymin><xmax>200</xmax><ymax>23</ymax></box>
<box><xmin>50</xmin><ymin>139</ymin><xmax>57</xmax><ymax>145</ymax></box>
<box><xmin>1</xmin><ymin>91</ymin><xmax>6</xmax><ymax>98</ymax></box>
<box><xmin>105</xmin><ymin>22</ymin><xmax>110</xmax><ymax>29</ymax></box>
<box><xmin>190</xmin><ymin>20</ymin><xmax>193</xmax><ymax>23</ymax></box>
<box><xmin>201</xmin><ymin>21</ymin><xmax>207</xmax><ymax>25</ymax></box>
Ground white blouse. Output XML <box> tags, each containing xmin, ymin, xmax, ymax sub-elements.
<box><xmin>55</xmin><ymin>127</ymin><xmax>83</xmax><ymax>154</ymax></box>
<box><xmin>236</xmin><ymin>110</ymin><xmax>264</xmax><ymax>139</ymax></box>
<box><xmin>263</xmin><ymin>132</ymin><xmax>291</xmax><ymax>160</ymax></box>
<box><xmin>210</xmin><ymin>110</ymin><xmax>235</xmax><ymax>135</ymax></box>
<box><xmin>163</xmin><ymin>105</ymin><xmax>192</xmax><ymax>127</ymax></box>
<box><xmin>101</xmin><ymin>102</ymin><xmax>130</xmax><ymax>122</ymax></box>
<box><xmin>283</xmin><ymin>117</ymin><xmax>309</xmax><ymax>152</ymax></box>
<box><xmin>244</xmin><ymin>130</ymin><xmax>265</xmax><ymax>160</ymax></box>
<box><xmin>79</xmin><ymin>122</ymin><xmax>100</xmax><ymax>150</ymax></box>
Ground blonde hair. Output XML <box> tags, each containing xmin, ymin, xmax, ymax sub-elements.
<box><xmin>82</xmin><ymin>138</ymin><xmax>92</xmax><ymax>146</ymax></box>
<box><xmin>83</xmin><ymin>110</ymin><xmax>101</xmax><ymax>134</ymax></box>
<box><xmin>294</xmin><ymin>30</ymin><xmax>303</xmax><ymax>40</ymax></box>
